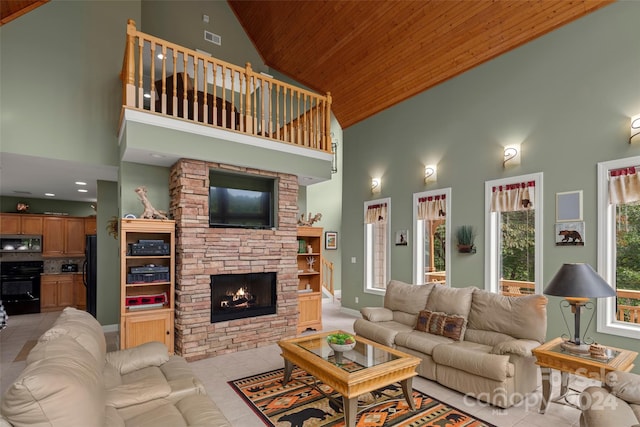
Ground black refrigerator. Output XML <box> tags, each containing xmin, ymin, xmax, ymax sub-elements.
<box><xmin>83</xmin><ymin>235</ymin><xmax>97</xmax><ymax>318</ymax></box>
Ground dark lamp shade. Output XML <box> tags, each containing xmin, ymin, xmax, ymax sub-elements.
<box><xmin>544</xmin><ymin>263</ymin><xmax>616</xmax><ymax>298</ymax></box>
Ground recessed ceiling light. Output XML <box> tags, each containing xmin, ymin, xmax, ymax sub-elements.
<box><xmin>75</xmin><ymin>181</ymin><xmax>87</xmax><ymax>186</ymax></box>
<box><xmin>45</xmin><ymin>193</ymin><xmax>55</xmax><ymax>197</ymax></box>
<box><xmin>150</xmin><ymin>153</ymin><xmax>166</xmax><ymax>158</ymax></box>
<box><xmin>78</xmin><ymin>189</ymin><xmax>88</xmax><ymax>193</ymax></box>
<box><xmin>157</xmin><ymin>53</ymin><xmax>164</xmax><ymax>60</ymax></box>
<box><xmin>143</xmin><ymin>93</ymin><xmax>151</xmax><ymax>99</ymax></box>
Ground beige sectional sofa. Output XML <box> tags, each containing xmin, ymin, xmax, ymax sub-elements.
<box><xmin>579</xmin><ymin>370</ymin><xmax>640</xmax><ymax>427</ymax></box>
<box><xmin>0</xmin><ymin>307</ymin><xmax>230</xmax><ymax>427</ymax></box>
<box><xmin>354</xmin><ymin>280</ymin><xmax>548</xmax><ymax>408</ymax></box>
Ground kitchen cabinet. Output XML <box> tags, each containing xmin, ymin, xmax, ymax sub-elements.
<box><xmin>41</xmin><ymin>274</ymin><xmax>75</xmax><ymax>312</ymax></box>
<box><xmin>73</xmin><ymin>274</ymin><xmax>86</xmax><ymax>310</ymax></box>
<box><xmin>0</xmin><ymin>214</ymin><xmax>43</xmax><ymax>235</ymax></box>
<box><xmin>85</xmin><ymin>217</ymin><xmax>97</xmax><ymax>235</ymax></box>
<box><xmin>42</xmin><ymin>217</ymin><xmax>86</xmax><ymax>257</ymax></box>
<box><xmin>120</xmin><ymin>218</ymin><xmax>175</xmax><ymax>354</ymax></box>
<box><xmin>296</xmin><ymin>226</ymin><xmax>323</xmax><ymax>333</ymax></box>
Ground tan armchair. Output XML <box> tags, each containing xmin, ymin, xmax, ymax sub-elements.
<box><xmin>580</xmin><ymin>370</ymin><xmax>640</xmax><ymax>427</ymax></box>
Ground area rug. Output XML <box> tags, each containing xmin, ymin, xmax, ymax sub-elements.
<box><xmin>229</xmin><ymin>367</ymin><xmax>496</xmax><ymax>427</ymax></box>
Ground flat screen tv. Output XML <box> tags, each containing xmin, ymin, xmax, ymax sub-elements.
<box><xmin>209</xmin><ymin>170</ymin><xmax>276</xmax><ymax>229</ymax></box>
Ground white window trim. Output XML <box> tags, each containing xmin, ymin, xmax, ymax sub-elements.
<box><xmin>597</xmin><ymin>156</ymin><xmax>640</xmax><ymax>339</ymax></box>
<box><xmin>412</xmin><ymin>188</ymin><xmax>451</xmax><ymax>286</ymax></box>
<box><xmin>364</xmin><ymin>197</ymin><xmax>391</xmax><ymax>296</ymax></box>
<box><xmin>484</xmin><ymin>172</ymin><xmax>543</xmax><ymax>294</ymax></box>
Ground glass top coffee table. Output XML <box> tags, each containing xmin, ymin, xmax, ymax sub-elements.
<box><xmin>278</xmin><ymin>330</ymin><xmax>420</xmax><ymax>427</ymax></box>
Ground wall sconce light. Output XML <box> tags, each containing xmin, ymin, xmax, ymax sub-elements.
<box><xmin>503</xmin><ymin>144</ymin><xmax>521</xmax><ymax>168</ymax></box>
<box><xmin>371</xmin><ymin>178</ymin><xmax>381</xmax><ymax>194</ymax></box>
<box><xmin>630</xmin><ymin>114</ymin><xmax>640</xmax><ymax>144</ymax></box>
<box><xmin>424</xmin><ymin>165</ymin><xmax>437</xmax><ymax>183</ymax></box>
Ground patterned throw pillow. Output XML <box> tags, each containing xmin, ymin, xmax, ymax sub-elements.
<box><xmin>415</xmin><ymin>310</ymin><xmax>467</xmax><ymax>341</ymax></box>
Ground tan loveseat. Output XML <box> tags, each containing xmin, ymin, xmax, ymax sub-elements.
<box><xmin>579</xmin><ymin>370</ymin><xmax>640</xmax><ymax>427</ymax></box>
<box><xmin>353</xmin><ymin>280</ymin><xmax>548</xmax><ymax>408</ymax></box>
<box><xmin>0</xmin><ymin>307</ymin><xmax>230</xmax><ymax>427</ymax></box>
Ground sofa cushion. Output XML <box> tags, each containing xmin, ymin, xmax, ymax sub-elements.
<box><xmin>432</xmin><ymin>341</ymin><xmax>514</xmax><ymax>382</ymax></box>
<box><xmin>38</xmin><ymin>307</ymin><xmax>106</xmax><ymax>368</ymax></box>
<box><xmin>491</xmin><ymin>339</ymin><xmax>541</xmax><ymax>357</ymax></box>
<box><xmin>607</xmin><ymin>371</ymin><xmax>640</xmax><ymax>405</ymax></box>
<box><xmin>1</xmin><ymin>336</ymin><xmax>105</xmax><ymax>427</ymax></box>
<box><xmin>353</xmin><ymin>318</ymin><xmax>413</xmax><ymax>347</ymax></box>
<box><xmin>384</xmin><ymin>280</ymin><xmax>434</xmax><ymax>315</ymax></box>
<box><xmin>394</xmin><ymin>330</ymin><xmax>454</xmax><ymax>355</ymax></box>
<box><xmin>105</xmin><ymin>341</ymin><xmax>170</xmax><ymax>375</ymax></box>
<box><xmin>361</xmin><ymin>307</ymin><xmax>393</xmax><ymax>322</ymax></box>
<box><xmin>425</xmin><ymin>286</ymin><xmax>474</xmax><ymax>318</ymax></box>
<box><xmin>106</xmin><ymin>366</ymin><xmax>172</xmax><ymax>408</ymax></box>
<box><xmin>160</xmin><ymin>356</ymin><xmax>207</xmax><ymax>401</ymax></box>
<box><xmin>468</xmin><ymin>289</ymin><xmax>547</xmax><ymax>343</ymax></box>
<box><xmin>415</xmin><ymin>310</ymin><xmax>466</xmax><ymax>341</ymax></box>
<box><xmin>464</xmin><ymin>329</ymin><xmax>515</xmax><ymax>347</ymax></box>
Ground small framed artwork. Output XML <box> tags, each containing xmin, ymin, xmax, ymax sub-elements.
<box><xmin>395</xmin><ymin>230</ymin><xmax>408</xmax><ymax>246</ymax></box>
<box><xmin>556</xmin><ymin>190</ymin><xmax>583</xmax><ymax>222</ymax></box>
<box><xmin>555</xmin><ymin>222</ymin><xmax>585</xmax><ymax>246</ymax></box>
<box><xmin>325</xmin><ymin>231</ymin><xmax>338</xmax><ymax>250</ymax></box>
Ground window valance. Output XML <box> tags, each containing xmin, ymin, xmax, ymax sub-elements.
<box><xmin>365</xmin><ymin>203</ymin><xmax>388</xmax><ymax>224</ymax></box>
<box><xmin>490</xmin><ymin>181</ymin><xmax>535</xmax><ymax>213</ymax></box>
<box><xmin>417</xmin><ymin>194</ymin><xmax>446</xmax><ymax>221</ymax></box>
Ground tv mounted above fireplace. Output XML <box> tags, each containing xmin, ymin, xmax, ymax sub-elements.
<box><xmin>209</xmin><ymin>169</ymin><xmax>277</xmax><ymax>229</ymax></box>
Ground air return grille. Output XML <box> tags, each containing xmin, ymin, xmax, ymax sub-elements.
<box><xmin>204</xmin><ymin>30</ymin><xmax>221</xmax><ymax>45</ymax></box>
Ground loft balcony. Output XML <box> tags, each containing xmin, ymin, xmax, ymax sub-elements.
<box><xmin>118</xmin><ymin>20</ymin><xmax>334</xmax><ymax>184</ymax></box>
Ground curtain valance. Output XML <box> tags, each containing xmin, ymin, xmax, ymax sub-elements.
<box><xmin>417</xmin><ymin>194</ymin><xmax>446</xmax><ymax>221</ymax></box>
<box><xmin>609</xmin><ymin>166</ymin><xmax>640</xmax><ymax>205</ymax></box>
<box><xmin>365</xmin><ymin>203</ymin><xmax>388</xmax><ymax>224</ymax></box>
<box><xmin>490</xmin><ymin>181</ymin><xmax>535</xmax><ymax>213</ymax></box>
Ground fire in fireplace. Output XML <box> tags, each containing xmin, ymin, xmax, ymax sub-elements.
<box><xmin>210</xmin><ymin>272</ymin><xmax>277</xmax><ymax>322</ymax></box>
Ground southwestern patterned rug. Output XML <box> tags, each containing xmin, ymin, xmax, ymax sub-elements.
<box><xmin>229</xmin><ymin>367</ymin><xmax>496</xmax><ymax>427</ymax></box>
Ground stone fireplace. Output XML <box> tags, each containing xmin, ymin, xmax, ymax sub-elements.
<box><xmin>169</xmin><ymin>159</ymin><xmax>299</xmax><ymax>361</ymax></box>
<box><xmin>210</xmin><ymin>272</ymin><xmax>277</xmax><ymax>323</ymax></box>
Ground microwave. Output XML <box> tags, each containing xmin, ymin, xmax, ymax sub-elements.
<box><xmin>0</xmin><ymin>235</ymin><xmax>42</xmax><ymax>253</ymax></box>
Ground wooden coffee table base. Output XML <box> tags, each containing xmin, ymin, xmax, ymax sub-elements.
<box><xmin>283</xmin><ymin>359</ymin><xmax>415</xmax><ymax>427</ymax></box>
<box><xmin>279</xmin><ymin>331</ymin><xmax>420</xmax><ymax>427</ymax></box>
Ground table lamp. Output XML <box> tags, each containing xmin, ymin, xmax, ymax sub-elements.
<box><xmin>543</xmin><ymin>263</ymin><xmax>616</xmax><ymax>354</ymax></box>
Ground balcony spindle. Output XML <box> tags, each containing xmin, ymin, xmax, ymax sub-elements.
<box><xmin>137</xmin><ymin>38</ymin><xmax>144</xmax><ymax>108</ymax></box>
<box><xmin>172</xmin><ymin>52</ymin><xmax>178</xmax><ymax>116</ymax></box>
<box><xmin>150</xmin><ymin>41</ymin><xmax>156</xmax><ymax>112</ymax></box>
<box><xmin>160</xmin><ymin>46</ymin><xmax>167</xmax><ymax>114</ymax></box>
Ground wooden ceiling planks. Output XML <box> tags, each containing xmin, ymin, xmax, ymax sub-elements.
<box><xmin>0</xmin><ymin>0</ymin><xmax>48</xmax><ymax>26</ymax></box>
<box><xmin>229</xmin><ymin>0</ymin><xmax>614</xmax><ymax>128</ymax></box>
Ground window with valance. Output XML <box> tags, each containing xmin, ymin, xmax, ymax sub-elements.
<box><xmin>414</xmin><ymin>189</ymin><xmax>450</xmax><ymax>285</ymax></box>
<box><xmin>364</xmin><ymin>198</ymin><xmax>390</xmax><ymax>294</ymax></box>
<box><xmin>597</xmin><ymin>158</ymin><xmax>640</xmax><ymax>339</ymax></box>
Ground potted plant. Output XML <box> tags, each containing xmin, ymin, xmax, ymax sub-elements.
<box><xmin>456</xmin><ymin>225</ymin><xmax>476</xmax><ymax>253</ymax></box>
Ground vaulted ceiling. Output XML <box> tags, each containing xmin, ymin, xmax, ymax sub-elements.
<box><xmin>229</xmin><ymin>0</ymin><xmax>614</xmax><ymax>129</ymax></box>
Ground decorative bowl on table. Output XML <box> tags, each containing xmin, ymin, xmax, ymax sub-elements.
<box><xmin>327</xmin><ymin>333</ymin><xmax>356</xmax><ymax>352</ymax></box>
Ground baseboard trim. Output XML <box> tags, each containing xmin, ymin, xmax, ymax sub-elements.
<box><xmin>102</xmin><ymin>324</ymin><xmax>118</xmax><ymax>333</ymax></box>
<box><xmin>339</xmin><ymin>306</ymin><xmax>361</xmax><ymax>318</ymax></box>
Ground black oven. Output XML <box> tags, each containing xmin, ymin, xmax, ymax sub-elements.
<box><xmin>0</xmin><ymin>261</ymin><xmax>43</xmax><ymax>315</ymax></box>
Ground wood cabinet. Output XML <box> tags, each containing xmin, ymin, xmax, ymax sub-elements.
<box><xmin>120</xmin><ymin>218</ymin><xmax>175</xmax><ymax>354</ymax></box>
<box><xmin>41</xmin><ymin>274</ymin><xmax>75</xmax><ymax>312</ymax></box>
<box><xmin>74</xmin><ymin>274</ymin><xmax>86</xmax><ymax>310</ymax></box>
<box><xmin>42</xmin><ymin>216</ymin><xmax>86</xmax><ymax>257</ymax></box>
<box><xmin>85</xmin><ymin>217</ymin><xmax>97</xmax><ymax>235</ymax></box>
<box><xmin>296</xmin><ymin>226</ymin><xmax>323</xmax><ymax>333</ymax></box>
<box><xmin>0</xmin><ymin>213</ymin><xmax>43</xmax><ymax>235</ymax></box>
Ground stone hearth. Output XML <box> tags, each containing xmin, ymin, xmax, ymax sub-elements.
<box><xmin>169</xmin><ymin>159</ymin><xmax>299</xmax><ymax>360</ymax></box>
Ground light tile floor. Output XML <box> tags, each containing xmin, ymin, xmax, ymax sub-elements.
<box><xmin>0</xmin><ymin>299</ymin><xmax>586</xmax><ymax>426</ymax></box>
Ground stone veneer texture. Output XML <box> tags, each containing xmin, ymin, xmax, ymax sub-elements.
<box><xmin>169</xmin><ymin>159</ymin><xmax>299</xmax><ymax>360</ymax></box>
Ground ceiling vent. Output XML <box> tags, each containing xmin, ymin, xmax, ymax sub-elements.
<box><xmin>204</xmin><ymin>30</ymin><xmax>221</xmax><ymax>46</ymax></box>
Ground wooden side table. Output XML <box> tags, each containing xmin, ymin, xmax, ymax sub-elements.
<box><xmin>532</xmin><ymin>337</ymin><xmax>637</xmax><ymax>414</ymax></box>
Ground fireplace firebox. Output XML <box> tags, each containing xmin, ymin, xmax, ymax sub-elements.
<box><xmin>210</xmin><ymin>272</ymin><xmax>277</xmax><ymax>322</ymax></box>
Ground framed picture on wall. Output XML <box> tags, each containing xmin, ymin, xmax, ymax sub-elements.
<box><xmin>555</xmin><ymin>222</ymin><xmax>585</xmax><ymax>246</ymax></box>
<box><xmin>395</xmin><ymin>230</ymin><xmax>408</xmax><ymax>246</ymax></box>
<box><xmin>556</xmin><ymin>190</ymin><xmax>583</xmax><ymax>222</ymax></box>
<box><xmin>325</xmin><ymin>231</ymin><xmax>338</xmax><ymax>250</ymax></box>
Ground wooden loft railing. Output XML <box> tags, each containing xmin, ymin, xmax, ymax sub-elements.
<box><xmin>120</xmin><ymin>19</ymin><xmax>332</xmax><ymax>154</ymax></box>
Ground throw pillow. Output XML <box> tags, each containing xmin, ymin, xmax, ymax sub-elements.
<box><xmin>415</xmin><ymin>310</ymin><xmax>466</xmax><ymax>341</ymax></box>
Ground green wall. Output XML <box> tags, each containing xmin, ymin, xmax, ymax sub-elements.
<box><xmin>96</xmin><ymin>180</ymin><xmax>120</xmax><ymax>325</ymax></box>
<box><xmin>120</xmin><ymin>162</ymin><xmax>171</xmax><ymax>218</ymax></box>
<box><xmin>1</xmin><ymin>196</ymin><xmax>95</xmax><ymax>217</ymax></box>
<box><xmin>341</xmin><ymin>1</ymin><xmax>640</xmax><ymax>368</ymax></box>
